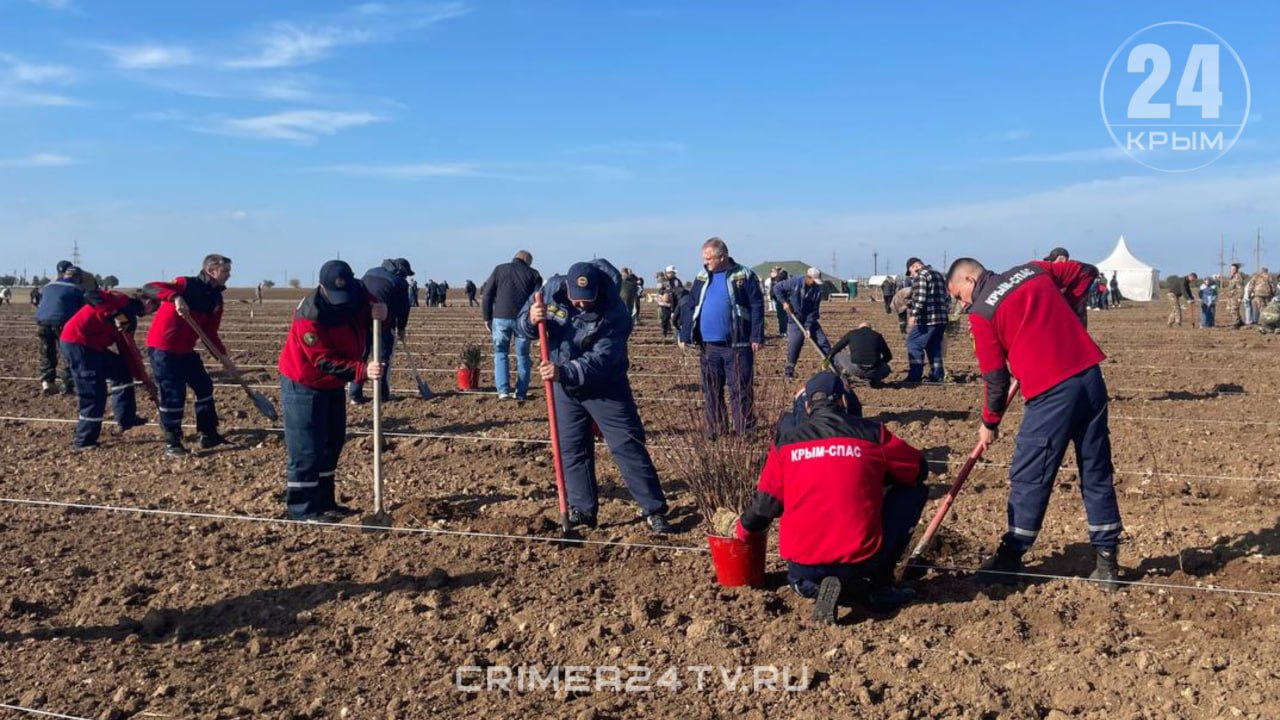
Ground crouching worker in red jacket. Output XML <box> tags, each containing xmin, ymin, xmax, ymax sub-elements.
<box><xmin>736</xmin><ymin>371</ymin><xmax>929</xmax><ymax>624</ymax></box>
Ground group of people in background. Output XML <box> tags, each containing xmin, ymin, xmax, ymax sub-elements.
<box><xmin>1165</xmin><ymin>263</ymin><xmax>1277</xmax><ymax>331</ymax></box>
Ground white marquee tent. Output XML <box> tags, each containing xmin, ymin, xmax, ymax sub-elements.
<box><xmin>1095</xmin><ymin>235</ymin><xmax>1159</xmax><ymax>302</ymax></box>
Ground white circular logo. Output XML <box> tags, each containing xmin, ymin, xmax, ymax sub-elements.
<box><xmin>1100</xmin><ymin>21</ymin><xmax>1250</xmax><ymax>173</ymax></box>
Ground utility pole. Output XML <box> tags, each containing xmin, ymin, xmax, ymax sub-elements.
<box><xmin>1219</xmin><ymin>234</ymin><xmax>1225</xmax><ymax>278</ymax></box>
<box><xmin>872</xmin><ymin>251</ymin><xmax>878</xmax><ymax>276</ymax></box>
<box><xmin>1256</xmin><ymin>228</ymin><xmax>1263</xmax><ymax>272</ymax></box>
<box><xmin>71</xmin><ymin>240</ymin><xmax>81</xmax><ymax>267</ymax></box>
<box><xmin>942</xmin><ymin>250</ymin><xmax>948</xmax><ymax>269</ymax></box>
<box><xmin>831</xmin><ymin>250</ymin><xmax>838</xmax><ymax>279</ymax></box>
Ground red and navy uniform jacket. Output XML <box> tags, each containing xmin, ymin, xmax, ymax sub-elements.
<box><xmin>142</xmin><ymin>274</ymin><xmax>227</xmax><ymax>355</ymax></box>
<box><xmin>278</xmin><ymin>286</ymin><xmax>375</xmax><ymax>390</ymax></box>
<box><xmin>967</xmin><ymin>260</ymin><xmax>1105</xmax><ymax>429</ymax></box>
<box><xmin>736</xmin><ymin>403</ymin><xmax>927</xmax><ymax>566</ymax></box>
<box><xmin>59</xmin><ymin>290</ymin><xmax>150</xmax><ymax>382</ymax></box>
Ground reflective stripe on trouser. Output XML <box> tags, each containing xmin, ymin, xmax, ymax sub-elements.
<box><xmin>699</xmin><ymin>343</ymin><xmax>755</xmax><ymax>437</ymax></box>
<box><xmin>282</xmin><ymin>377</ymin><xmax>346</xmax><ymax>518</ymax></box>
<box><xmin>350</xmin><ymin>327</ymin><xmax>394</xmax><ymax>400</ymax></box>
<box><xmin>60</xmin><ymin>341</ymin><xmax>138</xmax><ymax>447</ymax></box>
<box><xmin>906</xmin><ymin>323</ymin><xmax>946</xmax><ymax>382</ymax></box>
<box><xmin>787</xmin><ymin>481</ymin><xmax>929</xmax><ymax>598</ymax></box>
<box><xmin>552</xmin><ymin>381</ymin><xmax>667</xmax><ymax>518</ymax></box>
<box><xmin>785</xmin><ymin>321</ymin><xmax>831</xmax><ymax>376</ymax></box>
<box><xmin>1003</xmin><ymin>364</ymin><xmax>1123</xmax><ymax>553</ymax></box>
<box><xmin>148</xmin><ymin>348</ymin><xmax>218</xmax><ymax>434</ymax></box>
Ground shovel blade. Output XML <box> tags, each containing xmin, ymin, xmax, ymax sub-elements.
<box><xmin>417</xmin><ymin>379</ymin><xmax>435</xmax><ymax>401</ymax></box>
<box><xmin>250</xmin><ymin>391</ymin><xmax>279</xmax><ymax>421</ymax></box>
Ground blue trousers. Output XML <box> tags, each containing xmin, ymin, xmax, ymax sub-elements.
<box><xmin>699</xmin><ymin>343</ymin><xmax>755</xmax><ymax>436</ymax></box>
<box><xmin>350</xmin><ymin>327</ymin><xmax>394</xmax><ymax>400</ymax></box>
<box><xmin>788</xmin><ymin>481</ymin><xmax>928</xmax><ymax>597</ymax></box>
<box><xmin>282</xmin><ymin>377</ymin><xmax>347</xmax><ymax>518</ymax></box>
<box><xmin>1200</xmin><ymin>304</ymin><xmax>1216</xmax><ymax>328</ymax></box>
<box><xmin>491</xmin><ymin>318</ymin><xmax>532</xmax><ymax>397</ymax></box>
<box><xmin>774</xmin><ymin>305</ymin><xmax>787</xmax><ymax>335</ymax></box>
<box><xmin>61</xmin><ymin>341</ymin><xmax>141</xmax><ymax>447</ymax></box>
<box><xmin>1003</xmin><ymin>365</ymin><xmax>1122</xmax><ymax>553</ymax></box>
<box><xmin>785</xmin><ymin>322</ymin><xmax>831</xmax><ymax>377</ymax></box>
<box><xmin>553</xmin><ymin>382</ymin><xmax>667</xmax><ymax>519</ymax></box>
<box><xmin>149</xmin><ymin>348</ymin><xmax>217</xmax><ymax>434</ymax></box>
<box><xmin>906</xmin><ymin>323</ymin><xmax>945</xmax><ymax>382</ymax></box>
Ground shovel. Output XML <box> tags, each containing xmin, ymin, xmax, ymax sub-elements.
<box><xmin>363</xmin><ymin>318</ymin><xmax>394</xmax><ymax>530</ymax></box>
<box><xmin>785</xmin><ymin>308</ymin><xmax>828</xmax><ymax>361</ymax></box>
<box><xmin>900</xmin><ymin>381</ymin><xmax>1020</xmax><ymax>580</ymax></box>
<box><xmin>178</xmin><ymin>312</ymin><xmax>278</xmax><ymax>421</ymax></box>
<box><xmin>535</xmin><ymin>293</ymin><xmax>572</xmax><ymax>536</ymax></box>
<box><xmin>397</xmin><ymin>338</ymin><xmax>435</xmax><ymax>400</ymax></box>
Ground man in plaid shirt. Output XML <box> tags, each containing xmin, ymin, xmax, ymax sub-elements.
<box><xmin>905</xmin><ymin>257</ymin><xmax>948</xmax><ymax>382</ymax></box>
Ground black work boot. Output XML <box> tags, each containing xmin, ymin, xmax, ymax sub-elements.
<box><xmin>976</xmin><ymin>543</ymin><xmax>1024</xmax><ymax>587</ymax></box>
<box><xmin>198</xmin><ymin>431</ymin><xmax>230</xmax><ymax>450</ymax></box>
<box><xmin>1088</xmin><ymin>547</ymin><xmax>1122</xmax><ymax>592</ymax></box>
<box><xmin>810</xmin><ymin>577</ymin><xmax>842</xmax><ymax>625</ymax></box>
<box><xmin>164</xmin><ymin>430</ymin><xmax>188</xmax><ymax>457</ymax></box>
<box><xmin>567</xmin><ymin>507</ymin><xmax>597</xmax><ymax>530</ymax></box>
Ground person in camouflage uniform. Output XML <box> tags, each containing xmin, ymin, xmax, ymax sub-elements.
<box><xmin>1165</xmin><ymin>273</ymin><xmax>1197</xmax><ymax>327</ymax></box>
<box><xmin>1248</xmin><ymin>268</ymin><xmax>1274</xmax><ymax>323</ymax></box>
<box><xmin>1223</xmin><ymin>263</ymin><xmax>1246</xmax><ymax>329</ymax></box>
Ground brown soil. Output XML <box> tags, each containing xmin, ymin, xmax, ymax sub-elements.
<box><xmin>1</xmin><ymin>297</ymin><xmax>1278</xmax><ymax>719</ymax></box>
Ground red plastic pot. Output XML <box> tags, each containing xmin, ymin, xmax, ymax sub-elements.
<box><xmin>457</xmin><ymin>367</ymin><xmax>480</xmax><ymax>391</ymax></box>
<box><xmin>707</xmin><ymin>532</ymin><xmax>766</xmax><ymax>588</ymax></box>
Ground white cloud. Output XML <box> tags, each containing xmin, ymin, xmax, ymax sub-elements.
<box><xmin>993</xmin><ymin>147</ymin><xmax>1129</xmax><ymax>164</ymax></box>
<box><xmin>0</xmin><ymin>54</ymin><xmax>78</xmax><ymax>107</ymax></box>
<box><xmin>225</xmin><ymin>2</ymin><xmax>469</xmax><ymax>69</ymax></box>
<box><xmin>228</xmin><ymin>210</ymin><xmax>249</xmax><ymax>221</ymax></box>
<box><xmin>98</xmin><ymin>44</ymin><xmax>195</xmax><ymax>70</ymax></box>
<box><xmin>201</xmin><ymin>109</ymin><xmax>384</xmax><ymax>142</ymax></box>
<box><xmin>0</xmin><ymin>153</ymin><xmax>77</xmax><ymax>167</ymax></box>
<box><xmin>305</xmin><ymin>160</ymin><xmax>632</xmax><ymax>181</ymax></box>
<box><xmin>1003</xmin><ymin>129</ymin><xmax>1032</xmax><ymax>141</ymax></box>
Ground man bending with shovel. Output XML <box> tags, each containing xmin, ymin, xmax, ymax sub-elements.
<box><xmin>773</xmin><ymin>267</ymin><xmax>832</xmax><ymax>380</ymax></box>
<box><xmin>142</xmin><ymin>254</ymin><xmax>234</xmax><ymax>456</ymax></box>
<box><xmin>518</xmin><ymin>259</ymin><xmax>674</xmax><ymax>534</ymax></box>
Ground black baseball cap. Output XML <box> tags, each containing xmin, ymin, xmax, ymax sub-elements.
<box><xmin>56</xmin><ymin>260</ymin><xmax>72</xmax><ymax>274</ymax></box>
<box><xmin>804</xmin><ymin>371</ymin><xmax>847</xmax><ymax>405</ymax></box>
<box><xmin>906</xmin><ymin>257</ymin><xmax>923</xmax><ymax>272</ymax></box>
<box><xmin>566</xmin><ymin>262</ymin><xmax>600</xmax><ymax>302</ymax></box>
<box><xmin>1044</xmin><ymin>247</ymin><xmax>1070</xmax><ymax>262</ymax></box>
<box><xmin>319</xmin><ymin>260</ymin><xmax>357</xmax><ymax>305</ymax></box>
<box><xmin>392</xmin><ymin>258</ymin><xmax>414</xmax><ymax>277</ymax></box>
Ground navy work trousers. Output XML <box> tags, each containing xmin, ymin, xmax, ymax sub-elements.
<box><xmin>699</xmin><ymin>342</ymin><xmax>755</xmax><ymax>436</ymax></box>
<box><xmin>282</xmin><ymin>377</ymin><xmax>347</xmax><ymax>518</ymax></box>
<box><xmin>788</xmin><ymin>481</ymin><xmax>928</xmax><ymax>598</ymax></box>
<box><xmin>553</xmin><ymin>382</ymin><xmax>667</xmax><ymax>519</ymax></box>
<box><xmin>149</xmin><ymin>348</ymin><xmax>218</xmax><ymax>434</ymax></box>
<box><xmin>1002</xmin><ymin>365</ymin><xmax>1123</xmax><ymax>553</ymax></box>
<box><xmin>785</xmin><ymin>322</ymin><xmax>831</xmax><ymax>378</ymax></box>
<box><xmin>61</xmin><ymin>341</ymin><xmax>141</xmax><ymax>447</ymax></box>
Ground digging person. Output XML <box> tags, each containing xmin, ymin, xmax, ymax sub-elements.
<box><xmin>735</xmin><ymin>371</ymin><xmax>927</xmax><ymax>624</ymax></box>
<box><xmin>946</xmin><ymin>256</ymin><xmax>1124</xmax><ymax>591</ymax></box>
<box><xmin>278</xmin><ymin>260</ymin><xmax>388</xmax><ymax>522</ymax></box>
<box><xmin>519</xmin><ymin>259</ymin><xmax>673</xmax><ymax>534</ymax></box>
<box><xmin>60</xmin><ymin>289</ymin><xmax>159</xmax><ymax>451</ymax></box>
<box><xmin>349</xmin><ymin>258</ymin><xmax>414</xmax><ymax>405</ymax></box>
<box><xmin>141</xmin><ymin>254</ymin><xmax>234</xmax><ymax>456</ymax></box>
<box><xmin>773</xmin><ymin>267</ymin><xmax>832</xmax><ymax>380</ymax></box>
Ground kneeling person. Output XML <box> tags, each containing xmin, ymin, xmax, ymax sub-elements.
<box><xmin>826</xmin><ymin>322</ymin><xmax>892</xmax><ymax>386</ymax></box>
<box><xmin>518</xmin><ymin>260</ymin><xmax>673</xmax><ymax>534</ymax></box>
<box><xmin>737</xmin><ymin>372</ymin><xmax>927</xmax><ymax>624</ymax></box>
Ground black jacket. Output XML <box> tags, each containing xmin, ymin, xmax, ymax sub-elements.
<box><xmin>361</xmin><ymin>260</ymin><xmax>411</xmax><ymax>333</ymax></box>
<box><xmin>482</xmin><ymin>258</ymin><xmax>543</xmax><ymax>322</ymax></box>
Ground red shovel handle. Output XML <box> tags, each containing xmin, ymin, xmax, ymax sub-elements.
<box><xmin>535</xmin><ymin>294</ymin><xmax>572</xmax><ymax>533</ymax></box>
<box><xmin>906</xmin><ymin>380</ymin><xmax>1020</xmax><ymax>564</ymax></box>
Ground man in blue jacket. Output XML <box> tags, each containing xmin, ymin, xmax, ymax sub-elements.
<box><xmin>773</xmin><ymin>267</ymin><xmax>832</xmax><ymax>379</ymax></box>
<box><xmin>35</xmin><ymin>263</ymin><xmax>87</xmax><ymax>395</ymax></box>
<box><xmin>350</xmin><ymin>258</ymin><xmax>413</xmax><ymax>403</ymax></box>
<box><xmin>679</xmin><ymin>237</ymin><xmax>765</xmax><ymax>436</ymax></box>
<box><xmin>519</xmin><ymin>259</ymin><xmax>673</xmax><ymax>534</ymax></box>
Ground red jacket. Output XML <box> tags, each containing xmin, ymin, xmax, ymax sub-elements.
<box><xmin>967</xmin><ymin>260</ymin><xmax>1105</xmax><ymax>427</ymax></box>
<box><xmin>737</xmin><ymin>404</ymin><xmax>926</xmax><ymax>566</ymax></box>
<box><xmin>278</xmin><ymin>288</ymin><xmax>373</xmax><ymax>390</ymax></box>
<box><xmin>143</xmin><ymin>275</ymin><xmax>226</xmax><ymax>355</ymax></box>
<box><xmin>59</xmin><ymin>291</ymin><xmax>150</xmax><ymax>382</ymax></box>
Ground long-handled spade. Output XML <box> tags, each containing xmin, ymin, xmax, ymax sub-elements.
<box><xmin>363</xmin><ymin>318</ymin><xmax>394</xmax><ymax>530</ymax></box>
<box><xmin>534</xmin><ymin>293</ymin><xmax>572</xmax><ymax>537</ymax></box>
<box><xmin>178</xmin><ymin>312</ymin><xmax>278</xmax><ymax>421</ymax></box>
<box><xmin>397</xmin><ymin>338</ymin><xmax>435</xmax><ymax>400</ymax></box>
<box><xmin>899</xmin><ymin>381</ymin><xmax>1021</xmax><ymax>581</ymax></box>
<box><xmin>785</xmin><ymin>308</ymin><xmax>828</xmax><ymax>362</ymax></box>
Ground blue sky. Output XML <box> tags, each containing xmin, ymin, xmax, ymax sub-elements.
<box><xmin>1</xmin><ymin>0</ymin><xmax>1276</xmax><ymax>286</ymax></box>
